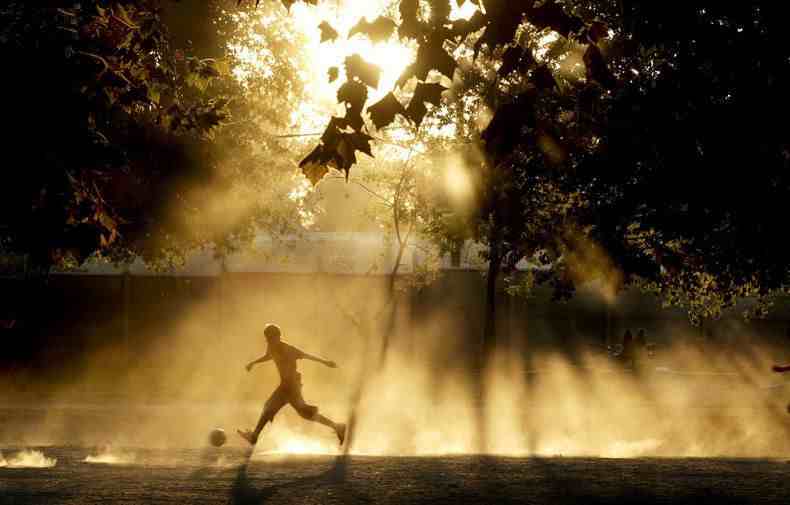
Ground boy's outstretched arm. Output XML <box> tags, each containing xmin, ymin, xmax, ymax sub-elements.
<box><xmin>299</xmin><ymin>349</ymin><xmax>337</xmax><ymax>368</ymax></box>
<box><xmin>246</xmin><ymin>352</ymin><xmax>271</xmax><ymax>372</ymax></box>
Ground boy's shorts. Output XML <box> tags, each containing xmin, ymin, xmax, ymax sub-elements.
<box><xmin>261</xmin><ymin>373</ymin><xmax>318</xmax><ymax>422</ymax></box>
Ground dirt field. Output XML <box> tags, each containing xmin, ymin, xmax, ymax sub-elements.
<box><xmin>2</xmin><ymin>447</ymin><xmax>790</xmax><ymax>505</ymax></box>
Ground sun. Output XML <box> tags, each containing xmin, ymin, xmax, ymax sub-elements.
<box><xmin>230</xmin><ymin>0</ymin><xmax>482</xmax><ymax>162</ymax></box>
<box><xmin>286</xmin><ymin>0</ymin><xmax>415</xmax><ymax>129</ymax></box>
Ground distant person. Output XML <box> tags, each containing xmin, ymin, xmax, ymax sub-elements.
<box><xmin>635</xmin><ymin>328</ymin><xmax>647</xmax><ymax>347</ymax></box>
<box><xmin>619</xmin><ymin>329</ymin><xmax>636</xmax><ymax>368</ymax></box>
<box><xmin>772</xmin><ymin>363</ymin><xmax>790</xmax><ymax>414</ymax></box>
<box><xmin>635</xmin><ymin>328</ymin><xmax>652</xmax><ymax>361</ymax></box>
<box><xmin>238</xmin><ymin>324</ymin><xmax>346</xmax><ymax>446</ymax></box>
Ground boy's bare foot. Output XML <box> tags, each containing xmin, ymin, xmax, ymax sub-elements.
<box><xmin>335</xmin><ymin>423</ymin><xmax>347</xmax><ymax>446</ymax></box>
<box><xmin>237</xmin><ymin>429</ymin><xmax>258</xmax><ymax>446</ymax></box>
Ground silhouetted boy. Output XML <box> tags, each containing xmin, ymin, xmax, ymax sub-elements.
<box><xmin>238</xmin><ymin>324</ymin><xmax>346</xmax><ymax>446</ymax></box>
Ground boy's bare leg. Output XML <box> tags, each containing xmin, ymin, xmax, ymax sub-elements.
<box><xmin>311</xmin><ymin>413</ymin><xmax>346</xmax><ymax>445</ymax></box>
<box><xmin>238</xmin><ymin>411</ymin><xmax>271</xmax><ymax>445</ymax></box>
<box><xmin>252</xmin><ymin>410</ymin><xmax>271</xmax><ymax>439</ymax></box>
<box><xmin>239</xmin><ymin>391</ymin><xmax>286</xmax><ymax>446</ymax></box>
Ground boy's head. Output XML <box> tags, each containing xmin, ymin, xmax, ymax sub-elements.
<box><xmin>264</xmin><ymin>323</ymin><xmax>282</xmax><ymax>343</ymax></box>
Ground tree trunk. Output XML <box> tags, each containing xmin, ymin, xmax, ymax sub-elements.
<box><xmin>482</xmin><ymin>238</ymin><xmax>501</xmax><ymax>363</ymax></box>
<box><xmin>476</xmin><ymin>235</ymin><xmax>501</xmax><ymax>454</ymax></box>
<box><xmin>379</xmin><ymin>234</ymin><xmax>408</xmax><ymax>365</ymax></box>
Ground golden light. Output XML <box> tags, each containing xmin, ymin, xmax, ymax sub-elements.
<box><xmin>286</xmin><ymin>0</ymin><xmax>417</xmax><ymax>130</ymax></box>
<box><xmin>269</xmin><ymin>0</ymin><xmax>481</xmax><ymax>131</ymax></box>
<box><xmin>443</xmin><ymin>159</ymin><xmax>473</xmax><ymax>205</ymax></box>
<box><xmin>263</xmin><ymin>433</ymin><xmax>336</xmax><ymax>455</ymax></box>
<box><xmin>227</xmin><ymin>1</ymin><xmax>489</xmax><ymax>172</ymax></box>
<box><xmin>534</xmin><ymin>31</ymin><xmax>561</xmax><ymax>62</ymax></box>
<box><xmin>449</xmin><ymin>1</ymin><xmax>479</xmax><ymax>21</ymax></box>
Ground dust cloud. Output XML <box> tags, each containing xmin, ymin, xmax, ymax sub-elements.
<box><xmin>2</xmin><ymin>271</ymin><xmax>790</xmax><ymax>461</ymax></box>
<box><xmin>0</xmin><ymin>449</ymin><xmax>57</xmax><ymax>468</ymax></box>
<box><xmin>84</xmin><ymin>445</ymin><xmax>136</xmax><ymax>465</ymax></box>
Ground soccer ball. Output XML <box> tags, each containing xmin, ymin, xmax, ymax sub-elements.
<box><xmin>209</xmin><ymin>428</ymin><xmax>227</xmax><ymax>447</ymax></box>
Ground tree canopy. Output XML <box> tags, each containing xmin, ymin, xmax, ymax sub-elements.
<box><xmin>271</xmin><ymin>0</ymin><xmax>790</xmax><ymax>323</ymax></box>
<box><xmin>4</xmin><ymin>0</ymin><xmax>790</xmax><ymax>326</ymax></box>
<box><xmin>0</xmin><ymin>1</ymin><xmax>319</xmax><ymax>271</ymax></box>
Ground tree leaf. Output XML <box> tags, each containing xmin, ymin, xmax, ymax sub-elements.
<box><xmin>367</xmin><ymin>92</ymin><xmax>407</xmax><ymax>130</ymax></box>
<box><xmin>473</xmin><ymin>3</ymin><xmax>523</xmax><ymax>55</ymax></box>
<box><xmin>497</xmin><ymin>45</ymin><xmax>536</xmax><ymax>77</ymax></box>
<box><xmin>405</xmin><ymin>82</ymin><xmax>447</xmax><ymax>127</ymax></box>
<box><xmin>344</xmin><ymin>53</ymin><xmax>381</xmax><ymax>88</ymax></box>
<box><xmin>348</xmin><ymin>16</ymin><xmax>396</xmax><ymax>43</ymax></box>
<box><xmin>481</xmin><ymin>92</ymin><xmax>536</xmax><ymax>162</ymax></box>
<box><xmin>406</xmin><ymin>99</ymin><xmax>429</xmax><ymax>127</ymax></box>
<box><xmin>300</xmin><ymin>145</ymin><xmax>332</xmax><ymax>185</ymax></box>
<box><xmin>299</xmin><ymin>128</ymin><xmax>374</xmax><ymax>184</ymax></box>
<box><xmin>525</xmin><ymin>0</ymin><xmax>584</xmax><ymax>37</ymax></box>
<box><xmin>348</xmin><ymin>130</ymin><xmax>374</xmax><ymax>158</ymax></box>
<box><xmin>398</xmin><ymin>0</ymin><xmax>423</xmax><ymax>40</ymax></box>
<box><xmin>411</xmin><ymin>81</ymin><xmax>447</xmax><ymax>107</ymax></box>
<box><xmin>328</xmin><ymin>66</ymin><xmax>339</xmax><ymax>83</ymax></box>
<box><xmin>238</xmin><ymin>0</ymin><xmax>318</xmax><ymax>9</ymax></box>
<box><xmin>450</xmin><ymin>10</ymin><xmax>486</xmax><ymax>40</ymax></box>
<box><xmin>337</xmin><ymin>80</ymin><xmax>368</xmax><ymax>112</ymax></box>
<box><xmin>319</xmin><ymin>21</ymin><xmax>339</xmax><ymax>43</ymax></box>
<box><xmin>428</xmin><ymin>0</ymin><xmax>451</xmax><ymax>24</ymax></box>
<box><xmin>532</xmin><ymin>65</ymin><xmax>557</xmax><ymax>90</ymax></box>
<box><xmin>397</xmin><ymin>39</ymin><xmax>458</xmax><ymax>86</ymax></box>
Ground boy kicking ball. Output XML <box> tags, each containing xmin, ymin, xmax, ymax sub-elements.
<box><xmin>238</xmin><ymin>324</ymin><xmax>346</xmax><ymax>446</ymax></box>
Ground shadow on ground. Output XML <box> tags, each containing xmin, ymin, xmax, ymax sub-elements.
<box><xmin>230</xmin><ymin>454</ymin><xmax>372</xmax><ymax>505</ymax></box>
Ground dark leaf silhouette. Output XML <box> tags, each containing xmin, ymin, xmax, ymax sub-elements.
<box><xmin>406</xmin><ymin>82</ymin><xmax>447</xmax><ymax>126</ymax></box>
<box><xmin>344</xmin><ymin>108</ymin><xmax>365</xmax><ymax>132</ymax></box>
<box><xmin>345</xmin><ymin>54</ymin><xmax>382</xmax><ymax>89</ymax></box>
<box><xmin>279</xmin><ymin>0</ymin><xmax>318</xmax><ymax>10</ymax></box>
<box><xmin>532</xmin><ymin>65</ymin><xmax>558</xmax><ymax>90</ymax></box>
<box><xmin>300</xmin><ymin>120</ymin><xmax>374</xmax><ymax>184</ymax></box>
<box><xmin>398</xmin><ymin>39</ymin><xmax>457</xmax><ymax>86</ymax></box>
<box><xmin>348</xmin><ymin>130</ymin><xmax>374</xmax><ymax>157</ymax></box>
<box><xmin>319</xmin><ymin>21</ymin><xmax>339</xmax><ymax>43</ymax></box>
<box><xmin>398</xmin><ymin>0</ymin><xmax>423</xmax><ymax>40</ymax></box>
<box><xmin>328</xmin><ymin>66</ymin><xmax>339</xmax><ymax>83</ymax></box>
<box><xmin>367</xmin><ymin>92</ymin><xmax>407</xmax><ymax>130</ymax></box>
<box><xmin>337</xmin><ymin>80</ymin><xmax>368</xmax><ymax>112</ymax></box>
<box><xmin>406</xmin><ymin>99</ymin><xmax>428</xmax><ymax>127</ymax></box>
<box><xmin>525</xmin><ymin>0</ymin><xmax>584</xmax><ymax>37</ymax></box>
<box><xmin>498</xmin><ymin>45</ymin><xmax>536</xmax><ymax>77</ymax></box>
<box><xmin>428</xmin><ymin>0</ymin><xmax>451</xmax><ymax>24</ymax></box>
<box><xmin>585</xmin><ymin>21</ymin><xmax>609</xmax><ymax>44</ymax></box>
<box><xmin>498</xmin><ymin>46</ymin><xmax>524</xmax><ymax>77</ymax></box>
<box><xmin>412</xmin><ymin>81</ymin><xmax>447</xmax><ymax>107</ymax></box>
<box><xmin>473</xmin><ymin>3</ymin><xmax>523</xmax><ymax>55</ymax></box>
<box><xmin>481</xmin><ymin>92</ymin><xmax>536</xmax><ymax>163</ymax></box>
<box><xmin>348</xmin><ymin>16</ymin><xmax>397</xmax><ymax>43</ymax></box>
<box><xmin>450</xmin><ymin>10</ymin><xmax>487</xmax><ymax>40</ymax></box>
<box><xmin>322</xmin><ymin>116</ymin><xmax>349</xmax><ymax>144</ymax></box>
<box><xmin>300</xmin><ymin>144</ymin><xmax>332</xmax><ymax>185</ymax></box>
<box><xmin>238</xmin><ymin>0</ymin><xmax>318</xmax><ymax>9</ymax></box>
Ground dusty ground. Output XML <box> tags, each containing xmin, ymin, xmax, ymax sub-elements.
<box><xmin>2</xmin><ymin>447</ymin><xmax>790</xmax><ymax>505</ymax></box>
